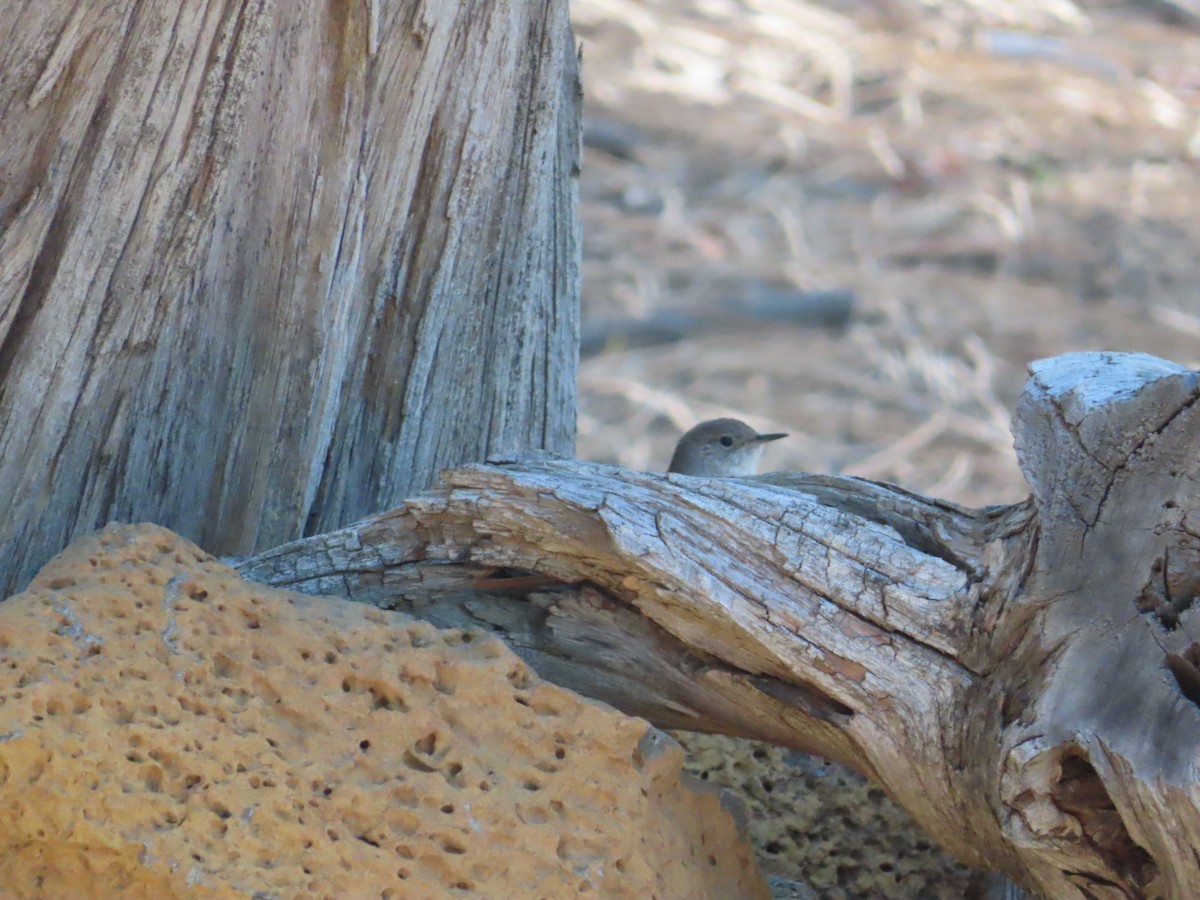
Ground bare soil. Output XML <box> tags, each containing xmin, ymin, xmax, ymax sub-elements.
<box><xmin>571</xmin><ymin>1</ymin><xmax>1200</xmax><ymax>895</ymax></box>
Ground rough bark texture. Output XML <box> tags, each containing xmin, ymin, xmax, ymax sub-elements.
<box><xmin>0</xmin><ymin>0</ymin><xmax>580</xmax><ymax>595</ymax></box>
<box><xmin>241</xmin><ymin>351</ymin><xmax>1200</xmax><ymax>899</ymax></box>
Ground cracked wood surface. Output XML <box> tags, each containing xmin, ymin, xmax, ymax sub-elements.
<box><xmin>0</xmin><ymin>0</ymin><xmax>579</xmax><ymax>595</ymax></box>
<box><xmin>241</xmin><ymin>352</ymin><xmax>1200</xmax><ymax>898</ymax></box>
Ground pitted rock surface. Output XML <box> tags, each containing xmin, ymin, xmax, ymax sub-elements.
<box><xmin>0</xmin><ymin>524</ymin><xmax>768</xmax><ymax>900</ymax></box>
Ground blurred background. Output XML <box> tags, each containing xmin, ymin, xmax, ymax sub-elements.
<box><xmin>574</xmin><ymin>0</ymin><xmax>1200</xmax><ymax>506</ymax></box>
<box><xmin>570</xmin><ymin>0</ymin><xmax>1200</xmax><ymax>895</ymax></box>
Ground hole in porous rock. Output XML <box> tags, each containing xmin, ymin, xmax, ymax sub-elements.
<box><xmin>409</xmin><ymin>624</ymin><xmax>439</xmax><ymax>648</ymax></box>
<box><xmin>359</xmin><ymin>739</ymin><xmax>371</xmax><ymax>751</ymax></box>
<box><xmin>415</xmin><ymin>732</ymin><xmax>437</xmax><ymax>755</ymax></box>
<box><xmin>403</xmin><ymin>750</ymin><xmax>437</xmax><ymax>774</ymax></box>
<box><xmin>370</xmin><ymin>688</ymin><xmax>407</xmax><ymax>712</ymax></box>
<box><xmin>1051</xmin><ymin>751</ymin><xmax>1158</xmax><ymax>893</ymax></box>
<box><xmin>392</xmin><ymin>786</ymin><xmax>419</xmax><ymax>808</ymax></box>
<box><xmin>507</xmin><ymin>666</ymin><xmax>534</xmax><ymax>690</ymax></box>
<box><xmin>439</xmin><ymin>836</ymin><xmax>467</xmax><ymax>855</ymax></box>
<box><xmin>522</xmin><ymin>806</ymin><xmax>549</xmax><ymax>825</ymax></box>
<box><xmin>143</xmin><ymin>767</ymin><xmax>163</xmax><ymax>792</ymax></box>
<box><xmin>357</xmin><ymin>834</ymin><xmax>381</xmax><ymax>848</ymax></box>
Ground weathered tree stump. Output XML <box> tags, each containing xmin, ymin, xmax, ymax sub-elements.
<box><xmin>0</xmin><ymin>0</ymin><xmax>579</xmax><ymax>595</ymax></box>
<box><xmin>241</xmin><ymin>351</ymin><xmax>1200</xmax><ymax>898</ymax></box>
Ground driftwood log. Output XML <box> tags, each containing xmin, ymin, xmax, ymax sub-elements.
<box><xmin>241</xmin><ymin>351</ymin><xmax>1200</xmax><ymax>899</ymax></box>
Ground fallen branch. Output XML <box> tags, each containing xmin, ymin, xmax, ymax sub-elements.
<box><xmin>240</xmin><ymin>351</ymin><xmax>1200</xmax><ymax>898</ymax></box>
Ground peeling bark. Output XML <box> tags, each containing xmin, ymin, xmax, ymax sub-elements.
<box><xmin>0</xmin><ymin>0</ymin><xmax>579</xmax><ymax>594</ymax></box>
<box><xmin>241</xmin><ymin>352</ymin><xmax>1200</xmax><ymax>898</ymax></box>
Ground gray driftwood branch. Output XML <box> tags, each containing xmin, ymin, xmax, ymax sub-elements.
<box><xmin>240</xmin><ymin>351</ymin><xmax>1200</xmax><ymax>899</ymax></box>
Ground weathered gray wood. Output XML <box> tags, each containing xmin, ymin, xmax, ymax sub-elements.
<box><xmin>240</xmin><ymin>352</ymin><xmax>1200</xmax><ymax>898</ymax></box>
<box><xmin>0</xmin><ymin>0</ymin><xmax>580</xmax><ymax>595</ymax></box>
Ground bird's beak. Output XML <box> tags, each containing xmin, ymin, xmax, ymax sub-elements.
<box><xmin>754</xmin><ymin>432</ymin><xmax>788</xmax><ymax>443</ymax></box>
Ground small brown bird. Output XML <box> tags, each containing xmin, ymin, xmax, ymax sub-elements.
<box><xmin>667</xmin><ymin>418</ymin><xmax>787</xmax><ymax>476</ymax></box>
<box><xmin>472</xmin><ymin>417</ymin><xmax>787</xmax><ymax>592</ymax></box>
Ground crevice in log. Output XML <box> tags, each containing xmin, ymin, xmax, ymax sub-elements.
<box><xmin>1165</xmin><ymin>644</ymin><xmax>1200</xmax><ymax>707</ymax></box>
<box><xmin>1136</xmin><ymin>556</ymin><xmax>1182</xmax><ymax>631</ymax></box>
<box><xmin>1051</xmin><ymin>752</ymin><xmax>1158</xmax><ymax>895</ymax></box>
<box><xmin>1064</xmin><ymin>870</ymin><xmax>1127</xmax><ymax>899</ymax></box>
<box><xmin>469</xmin><ymin>569</ymin><xmax>566</xmax><ymax>592</ymax></box>
<box><xmin>750</xmin><ymin>675</ymin><xmax>853</xmax><ymax>722</ymax></box>
<box><xmin>998</xmin><ymin>678</ymin><xmax>1040</xmax><ymax>732</ymax></box>
<box><xmin>0</xmin><ymin>191</ymin><xmax>73</xmax><ymax>384</ymax></box>
<box><xmin>1136</xmin><ymin>548</ymin><xmax>1200</xmax><ymax>631</ymax></box>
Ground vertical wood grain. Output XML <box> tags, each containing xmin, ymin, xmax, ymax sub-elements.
<box><xmin>0</xmin><ymin>0</ymin><xmax>581</xmax><ymax>593</ymax></box>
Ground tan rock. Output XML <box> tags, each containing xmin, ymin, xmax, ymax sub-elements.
<box><xmin>0</xmin><ymin>524</ymin><xmax>768</xmax><ymax>900</ymax></box>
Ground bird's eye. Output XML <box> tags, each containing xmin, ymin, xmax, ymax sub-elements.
<box><xmin>719</xmin><ymin>435</ymin><xmax>734</xmax><ymax>447</ymax></box>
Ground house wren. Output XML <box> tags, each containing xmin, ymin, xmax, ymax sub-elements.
<box><xmin>667</xmin><ymin>418</ymin><xmax>787</xmax><ymax>476</ymax></box>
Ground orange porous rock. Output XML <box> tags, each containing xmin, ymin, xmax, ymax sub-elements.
<box><xmin>0</xmin><ymin>524</ymin><xmax>768</xmax><ymax>900</ymax></box>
